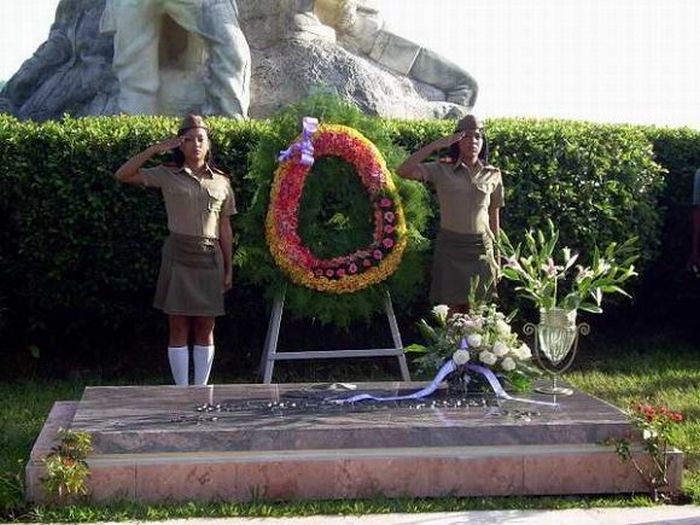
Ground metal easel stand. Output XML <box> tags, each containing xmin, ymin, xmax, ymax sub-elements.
<box><xmin>259</xmin><ymin>285</ymin><xmax>411</xmax><ymax>384</ymax></box>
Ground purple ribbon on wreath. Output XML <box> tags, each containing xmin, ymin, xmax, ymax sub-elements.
<box><xmin>278</xmin><ymin>116</ymin><xmax>319</xmax><ymax>167</ymax></box>
<box><xmin>332</xmin><ymin>339</ymin><xmax>557</xmax><ymax>407</ymax></box>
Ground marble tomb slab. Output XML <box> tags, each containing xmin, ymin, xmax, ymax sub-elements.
<box><xmin>70</xmin><ymin>382</ymin><xmax>636</xmax><ymax>454</ymax></box>
<box><xmin>27</xmin><ymin>382</ymin><xmax>684</xmax><ymax>503</ymax></box>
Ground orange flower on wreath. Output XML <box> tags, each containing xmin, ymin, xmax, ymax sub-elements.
<box><xmin>266</xmin><ymin>123</ymin><xmax>407</xmax><ymax>294</ymax></box>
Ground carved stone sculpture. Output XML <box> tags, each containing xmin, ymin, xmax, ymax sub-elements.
<box><xmin>314</xmin><ymin>0</ymin><xmax>477</xmax><ymax>108</ymax></box>
<box><xmin>100</xmin><ymin>0</ymin><xmax>250</xmax><ymax>117</ymax></box>
<box><xmin>239</xmin><ymin>0</ymin><xmax>477</xmax><ymax>119</ymax></box>
<box><xmin>0</xmin><ymin>0</ymin><xmax>117</xmax><ymax>120</ymax></box>
<box><xmin>0</xmin><ymin>0</ymin><xmax>478</xmax><ymax>120</ymax></box>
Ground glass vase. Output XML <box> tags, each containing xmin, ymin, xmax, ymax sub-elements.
<box><xmin>524</xmin><ymin>307</ymin><xmax>589</xmax><ymax>396</ymax></box>
<box><xmin>538</xmin><ymin>307</ymin><xmax>578</xmax><ymax>366</ymax></box>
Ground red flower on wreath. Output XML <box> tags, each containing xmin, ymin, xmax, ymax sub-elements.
<box><xmin>266</xmin><ymin>124</ymin><xmax>408</xmax><ymax>293</ymax></box>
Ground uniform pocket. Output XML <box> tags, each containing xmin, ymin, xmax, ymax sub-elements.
<box><xmin>206</xmin><ymin>186</ymin><xmax>226</xmax><ymax>212</ymax></box>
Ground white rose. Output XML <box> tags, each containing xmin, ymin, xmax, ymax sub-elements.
<box><xmin>495</xmin><ymin>319</ymin><xmax>511</xmax><ymax>336</ymax></box>
<box><xmin>452</xmin><ymin>349</ymin><xmax>470</xmax><ymax>365</ymax></box>
<box><xmin>467</xmin><ymin>334</ymin><xmax>483</xmax><ymax>348</ymax></box>
<box><xmin>643</xmin><ymin>428</ymin><xmax>658</xmax><ymax>441</ymax></box>
<box><xmin>492</xmin><ymin>341</ymin><xmax>509</xmax><ymax>357</ymax></box>
<box><xmin>479</xmin><ymin>350</ymin><xmax>497</xmax><ymax>366</ymax></box>
<box><xmin>517</xmin><ymin>343</ymin><xmax>532</xmax><ymax>360</ymax></box>
<box><xmin>501</xmin><ymin>357</ymin><xmax>516</xmax><ymax>371</ymax></box>
<box><xmin>432</xmin><ymin>304</ymin><xmax>449</xmax><ymax>322</ymax></box>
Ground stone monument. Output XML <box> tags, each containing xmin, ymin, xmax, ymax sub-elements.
<box><xmin>0</xmin><ymin>0</ymin><xmax>117</xmax><ymax>121</ymax></box>
<box><xmin>100</xmin><ymin>0</ymin><xmax>250</xmax><ymax>117</ymax></box>
<box><xmin>0</xmin><ymin>0</ymin><xmax>478</xmax><ymax>120</ymax></box>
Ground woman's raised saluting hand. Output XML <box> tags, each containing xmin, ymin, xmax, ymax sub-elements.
<box><xmin>150</xmin><ymin>136</ymin><xmax>184</xmax><ymax>155</ymax></box>
<box><xmin>432</xmin><ymin>131</ymin><xmax>466</xmax><ymax>150</ymax></box>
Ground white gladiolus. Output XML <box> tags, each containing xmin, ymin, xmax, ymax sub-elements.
<box><xmin>479</xmin><ymin>350</ymin><xmax>497</xmax><ymax>366</ymax></box>
<box><xmin>492</xmin><ymin>341</ymin><xmax>509</xmax><ymax>357</ymax></box>
<box><xmin>467</xmin><ymin>334</ymin><xmax>483</xmax><ymax>348</ymax></box>
<box><xmin>495</xmin><ymin>319</ymin><xmax>511</xmax><ymax>336</ymax></box>
<box><xmin>501</xmin><ymin>357</ymin><xmax>516</xmax><ymax>371</ymax></box>
<box><xmin>432</xmin><ymin>304</ymin><xmax>449</xmax><ymax>322</ymax></box>
<box><xmin>452</xmin><ymin>349</ymin><xmax>470</xmax><ymax>365</ymax></box>
<box><xmin>465</xmin><ymin>319</ymin><xmax>483</xmax><ymax>330</ymax></box>
<box><xmin>643</xmin><ymin>428</ymin><xmax>658</xmax><ymax>441</ymax></box>
<box><xmin>517</xmin><ymin>343</ymin><xmax>532</xmax><ymax>360</ymax></box>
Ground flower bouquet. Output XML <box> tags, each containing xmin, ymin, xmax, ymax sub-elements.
<box><xmin>497</xmin><ymin>219</ymin><xmax>638</xmax><ymax>315</ymax></box>
<box><xmin>496</xmin><ymin>219</ymin><xmax>639</xmax><ymax>394</ymax></box>
<box><xmin>405</xmin><ymin>303</ymin><xmax>539</xmax><ymax>394</ymax></box>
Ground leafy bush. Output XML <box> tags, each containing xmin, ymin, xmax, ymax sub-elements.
<box><xmin>0</xmin><ymin>109</ymin><xmax>690</xmax><ymax>376</ymax></box>
<box><xmin>637</xmin><ymin>126</ymin><xmax>700</xmax><ymax>322</ymax></box>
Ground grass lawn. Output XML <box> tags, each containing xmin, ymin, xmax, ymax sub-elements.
<box><xmin>1</xmin><ymin>332</ymin><xmax>698</xmax><ymax>521</ymax></box>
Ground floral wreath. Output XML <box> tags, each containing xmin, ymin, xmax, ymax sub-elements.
<box><xmin>265</xmin><ymin>119</ymin><xmax>408</xmax><ymax>294</ymax></box>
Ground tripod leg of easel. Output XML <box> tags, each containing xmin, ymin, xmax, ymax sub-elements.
<box><xmin>261</xmin><ymin>290</ymin><xmax>286</xmax><ymax>384</ymax></box>
<box><xmin>384</xmin><ymin>290</ymin><xmax>411</xmax><ymax>381</ymax></box>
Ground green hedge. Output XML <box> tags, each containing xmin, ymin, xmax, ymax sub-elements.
<box><xmin>639</xmin><ymin>127</ymin><xmax>700</xmax><ymax>313</ymax></box>
<box><xmin>0</xmin><ymin>112</ymin><xmax>695</xmax><ymax>376</ymax></box>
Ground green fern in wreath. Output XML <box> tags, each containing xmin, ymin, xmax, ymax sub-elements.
<box><xmin>237</xmin><ymin>92</ymin><xmax>432</xmax><ymax>326</ymax></box>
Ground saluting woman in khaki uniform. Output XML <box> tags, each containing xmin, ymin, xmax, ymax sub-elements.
<box><xmin>114</xmin><ymin>115</ymin><xmax>236</xmax><ymax>385</ymax></box>
<box><xmin>398</xmin><ymin>115</ymin><xmax>503</xmax><ymax>312</ymax></box>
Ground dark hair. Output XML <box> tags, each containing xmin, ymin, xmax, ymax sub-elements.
<box><xmin>448</xmin><ymin>128</ymin><xmax>490</xmax><ymax>165</ymax></box>
<box><xmin>171</xmin><ymin>127</ymin><xmax>214</xmax><ymax>167</ymax></box>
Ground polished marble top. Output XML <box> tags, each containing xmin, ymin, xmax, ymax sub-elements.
<box><xmin>70</xmin><ymin>382</ymin><xmax>634</xmax><ymax>454</ymax></box>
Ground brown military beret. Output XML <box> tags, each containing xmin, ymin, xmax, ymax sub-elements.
<box><xmin>456</xmin><ymin>114</ymin><xmax>484</xmax><ymax>132</ymax></box>
<box><xmin>178</xmin><ymin>114</ymin><xmax>209</xmax><ymax>133</ymax></box>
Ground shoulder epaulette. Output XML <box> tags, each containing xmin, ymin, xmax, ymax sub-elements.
<box><xmin>210</xmin><ymin>166</ymin><xmax>228</xmax><ymax>175</ymax></box>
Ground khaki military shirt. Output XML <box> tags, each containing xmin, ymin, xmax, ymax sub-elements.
<box><xmin>416</xmin><ymin>160</ymin><xmax>504</xmax><ymax>235</ymax></box>
<box><xmin>141</xmin><ymin>164</ymin><xmax>236</xmax><ymax>239</ymax></box>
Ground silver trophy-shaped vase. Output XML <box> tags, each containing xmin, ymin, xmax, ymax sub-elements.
<box><xmin>524</xmin><ymin>307</ymin><xmax>589</xmax><ymax>396</ymax></box>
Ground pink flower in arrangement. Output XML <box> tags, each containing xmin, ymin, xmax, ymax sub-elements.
<box><xmin>379</xmin><ymin>197</ymin><xmax>393</xmax><ymax>208</ymax></box>
<box><xmin>382</xmin><ymin>238</ymin><xmax>395</xmax><ymax>249</ymax></box>
<box><xmin>348</xmin><ymin>263</ymin><xmax>358</xmax><ymax>274</ymax></box>
<box><xmin>314</xmin><ymin>268</ymin><xmax>324</xmax><ymax>277</ymax></box>
<box><xmin>325</xmin><ymin>269</ymin><xmax>335</xmax><ymax>278</ymax></box>
<box><xmin>384</xmin><ymin>211</ymin><xmax>395</xmax><ymax>223</ymax></box>
<box><xmin>373</xmin><ymin>250</ymin><xmax>383</xmax><ymax>260</ymax></box>
<box><xmin>384</xmin><ymin>225</ymin><xmax>395</xmax><ymax>234</ymax></box>
<box><xmin>363</xmin><ymin>259</ymin><xmax>373</xmax><ymax>268</ymax></box>
<box><xmin>336</xmin><ymin>268</ymin><xmax>346</xmax><ymax>277</ymax></box>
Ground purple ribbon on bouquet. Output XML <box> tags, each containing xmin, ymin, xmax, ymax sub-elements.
<box><xmin>331</xmin><ymin>359</ymin><xmax>458</xmax><ymax>404</ymax></box>
<box><xmin>332</xmin><ymin>339</ymin><xmax>558</xmax><ymax>407</ymax></box>
<box><xmin>277</xmin><ymin>116</ymin><xmax>319</xmax><ymax>166</ymax></box>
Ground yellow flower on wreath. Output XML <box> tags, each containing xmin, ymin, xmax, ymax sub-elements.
<box><xmin>266</xmin><ymin>123</ymin><xmax>408</xmax><ymax>294</ymax></box>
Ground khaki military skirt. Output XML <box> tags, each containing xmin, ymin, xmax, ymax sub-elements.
<box><xmin>429</xmin><ymin>229</ymin><xmax>497</xmax><ymax>305</ymax></box>
<box><xmin>153</xmin><ymin>233</ymin><xmax>225</xmax><ymax>317</ymax></box>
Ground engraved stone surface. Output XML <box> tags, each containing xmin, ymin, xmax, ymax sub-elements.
<box><xmin>27</xmin><ymin>383</ymin><xmax>684</xmax><ymax>503</ymax></box>
<box><xmin>70</xmin><ymin>382</ymin><xmax>636</xmax><ymax>455</ymax></box>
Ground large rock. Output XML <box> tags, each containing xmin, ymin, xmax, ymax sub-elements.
<box><xmin>0</xmin><ymin>0</ymin><xmax>477</xmax><ymax>121</ymax></box>
<box><xmin>250</xmin><ymin>40</ymin><xmax>465</xmax><ymax>120</ymax></box>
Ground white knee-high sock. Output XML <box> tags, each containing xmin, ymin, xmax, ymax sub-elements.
<box><xmin>168</xmin><ymin>346</ymin><xmax>189</xmax><ymax>386</ymax></box>
<box><xmin>193</xmin><ymin>344</ymin><xmax>215</xmax><ymax>386</ymax></box>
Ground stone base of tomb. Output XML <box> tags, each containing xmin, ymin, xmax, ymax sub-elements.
<box><xmin>26</xmin><ymin>382</ymin><xmax>683</xmax><ymax>503</ymax></box>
